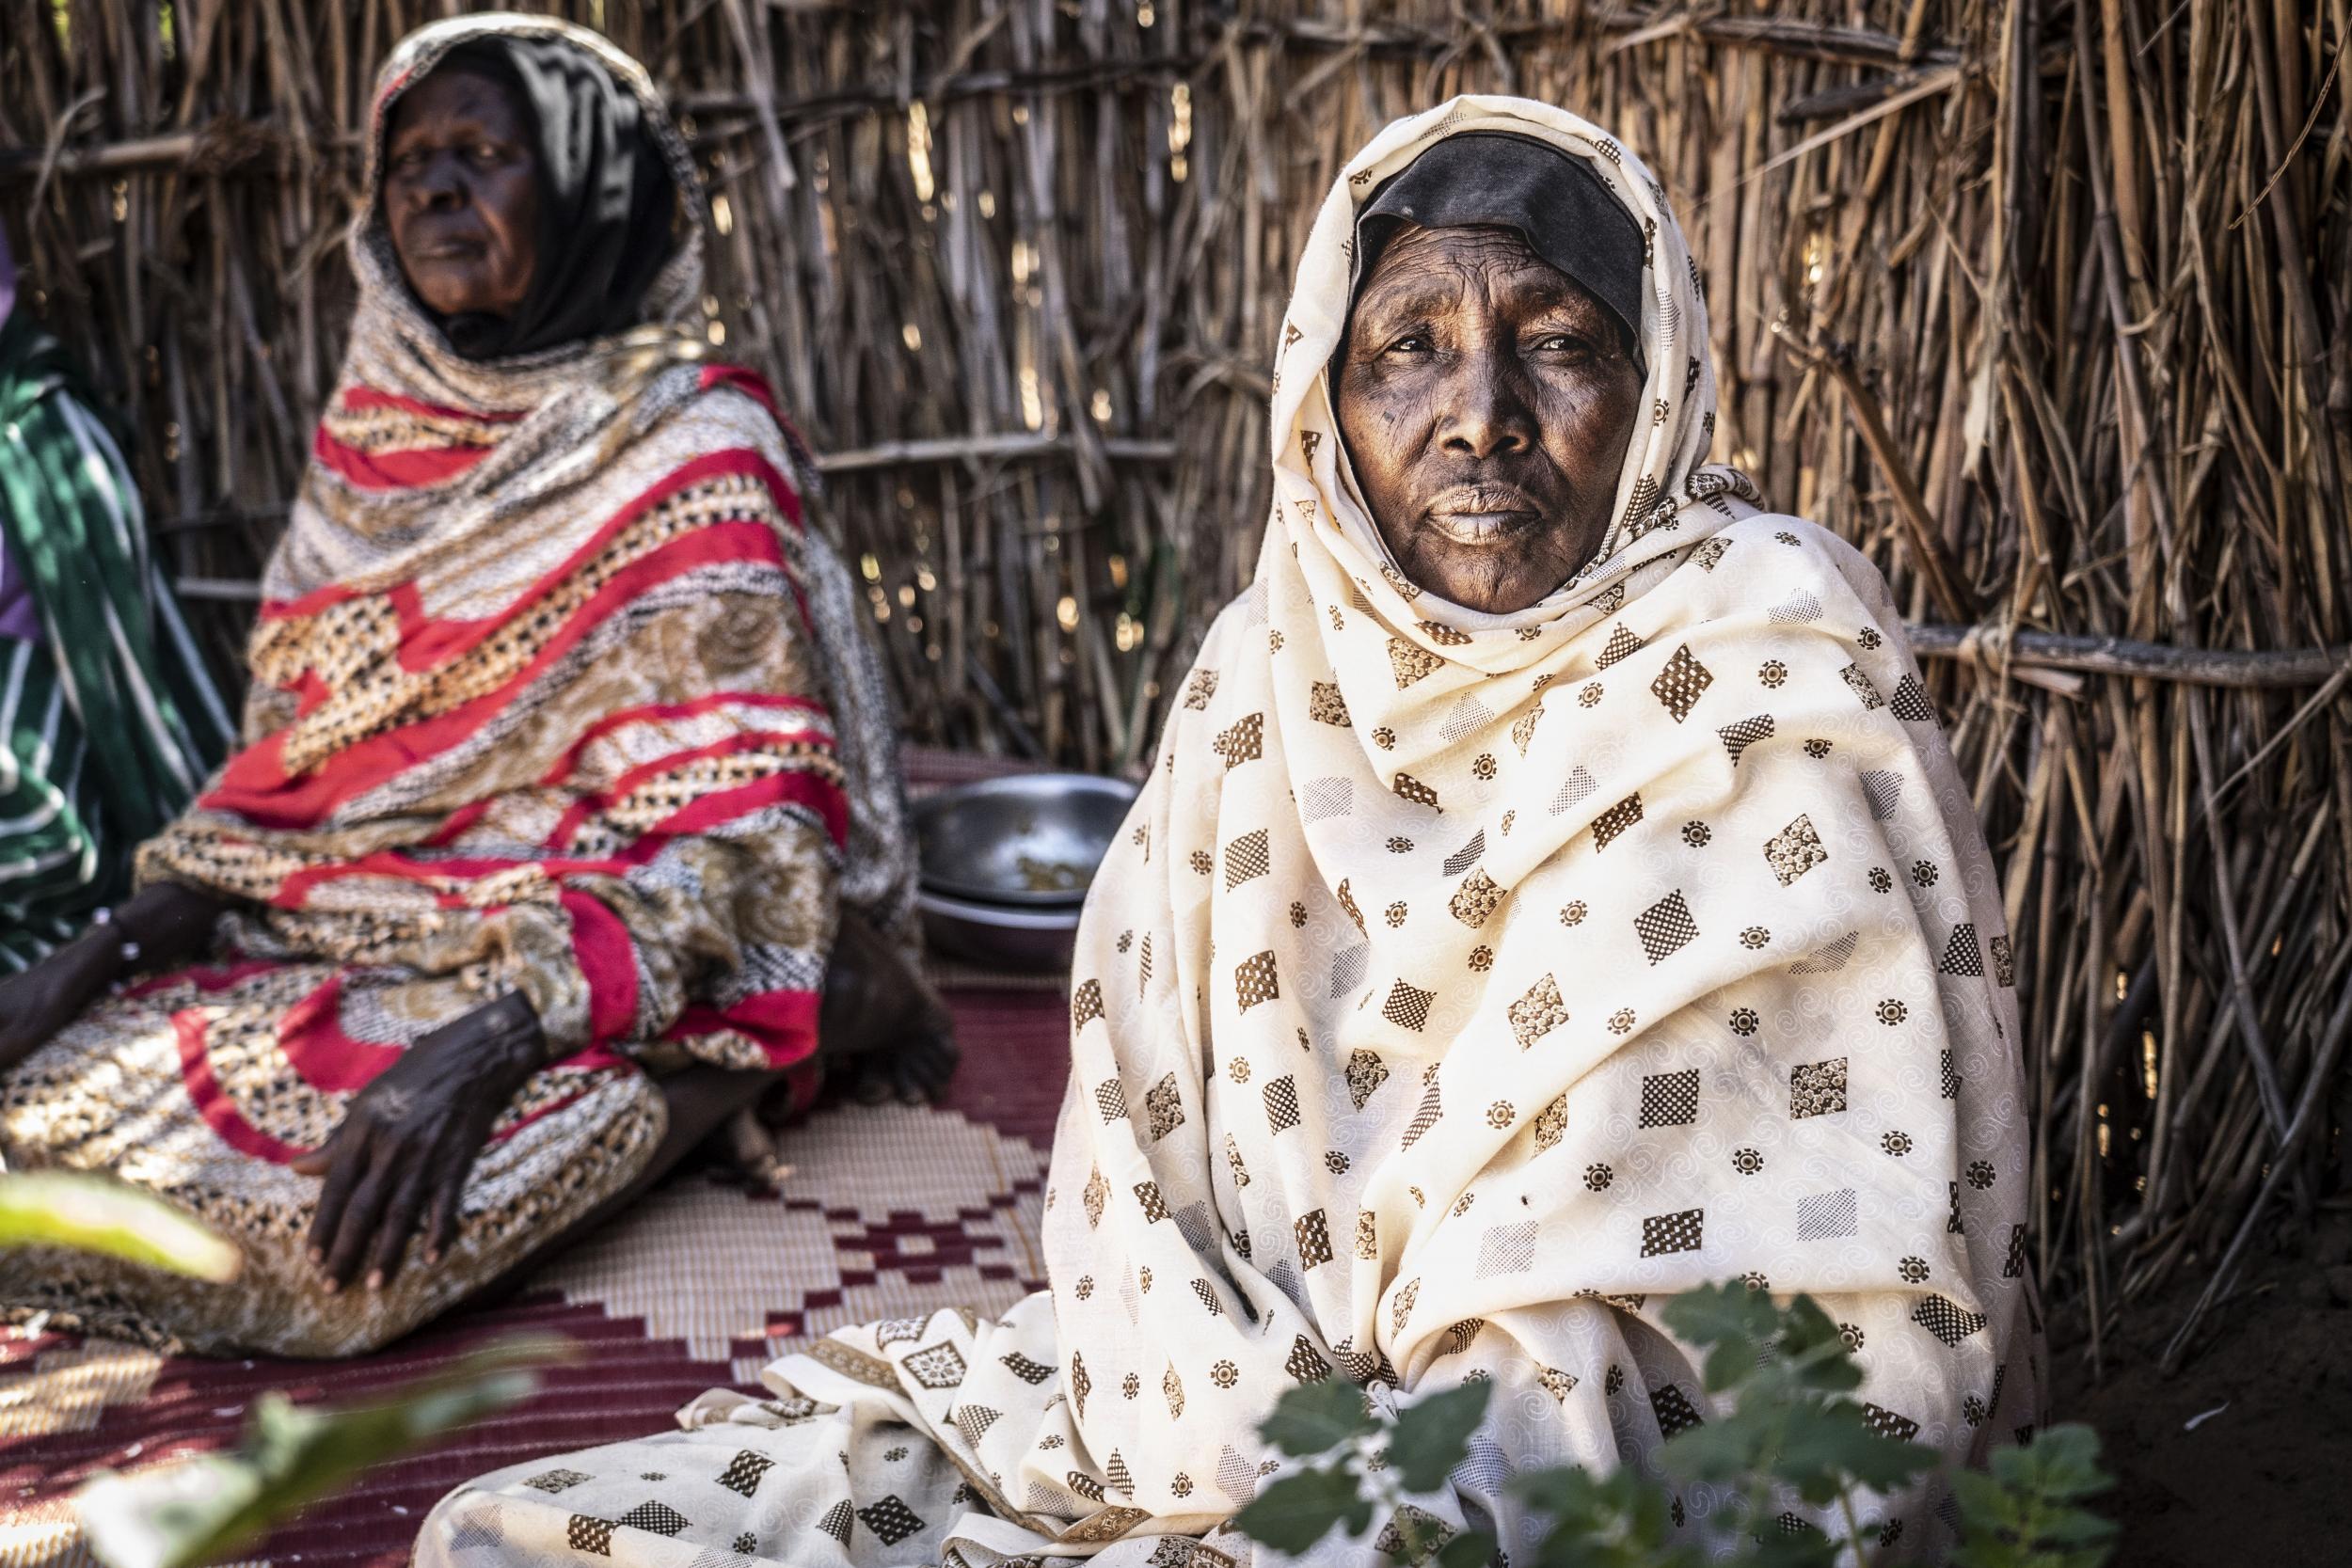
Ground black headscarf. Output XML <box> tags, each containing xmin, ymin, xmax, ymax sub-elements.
<box><xmin>393</xmin><ymin>36</ymin><xmax>680</xmax><ymax>360</ymax></box>
<box><xmin>1349</xmin><ymin>132</ymin><xmax>1647</xmax><ymax>372</ymax></box>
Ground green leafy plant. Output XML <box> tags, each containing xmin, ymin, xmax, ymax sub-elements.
<box><xmin>1233</xmin><ymin>1282</ymin><xmax>2114</xmax><ymax>1568</ymax></box>
<box><xmin>1237</xmin><ymin>1377</ymin><xmax>1495</xmax><ymax>1568</ymax></box>
<box><xmin>1949</xmin><ymin>1425</ymin><xmax>2118</xmax><ymax>1568</ymax></box>
<box><xmin>0</xmin><ymin>1171</ymin><xmax>240</xmax><ymax>1280</ymax></box>
<box><xmin>77</xmin><ymin>1336</ymin><xmax>578</xmax><ymax>1568</ymax></box>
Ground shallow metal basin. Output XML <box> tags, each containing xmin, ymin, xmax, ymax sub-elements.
<box><xmin>913</xmin><ymin>773</ymin><xmax>1140</xmax><ymax>908</ymax></box>
<box><xmin>915</xmin><ymin>887</ymin><xmax>1089</xmax><ymax>974</ymax></box>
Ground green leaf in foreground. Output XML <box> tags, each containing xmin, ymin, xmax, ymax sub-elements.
<box><xmin>1772</xmin><ymin>1293</ymin><xmax>1867</xmax><ymax>1395</ymax></box>
<box><xmin>1950</xmin><ymin>1423</ymin><xmax>2117</xmax><ymax>1568</ymax></box>
<box><xmin>1747</xmin><ymin>1522</ymin><xmax>1841</xmax><ymax>1568</ymax></box>
<box><xmin>77</xmin><ymin>1335</ymin><xmax>577</xmax><ymax>1568</ymax></box>
<box><xmin>1232</xmin><ymin>1465</ymin><xmax>1372</xmax><ymax>1554</ymax></box>
<box><xmin>0</xmin><ymin>1172</ymin><xmax>239</xmax><ymax>1282</ymax></box>
<box><xmin>1389</xmin><ymin>1380</ymin><xmax>1493</xmax><ymax>1493</ymax></box>
<box><xmin>1666</xmin><ymin>1398</ymin><xmax>1933</xmax><ymax>1505</ymax></box>
<box><xmin>1434</xmin><ymin>1528</ymin><xmax>1500</xmax><ymax>1568</ymax></box>
<box><xmin>1516</xmin><ymin>1464</ymin><xmax>1703</xmax><ymax>1568</ymax></box>
<box><xmin>1229</xmin><ymin>1286</ymin><xmax>2119</xmax><ymax>1568</ymax></box>
<box><xmin>1660</xmin><ymin>1278</ymin><xmax>1781</xmax><ymax>1393</ymax></box>
<box><xmin>1780</xmin><ymin>1402</ymin><xmax>1937</xmax><ymax>1498</ymax></box>
<box><xmin>1257</xmin><ymin>1377</ymin><xmax>1376</xmax><ymax>1457</ymax></box>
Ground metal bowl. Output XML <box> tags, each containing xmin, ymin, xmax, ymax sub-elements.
<box><xmin>913</xmin><ymin>772</ymin><xmax>1140</xmax><ymax>908</ymax></box>
<box><xmin>915</xmin><ymin>887</ymin><xmax>1089</xmax><ymax>973</ymax></box>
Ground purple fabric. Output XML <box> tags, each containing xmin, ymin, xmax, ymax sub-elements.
<box><xmin>0</xmin><ymin>548</ymin><xmax>34</xmax><ymax>644</ymax></box>
<box><xmin>0</xmin><ymin>222</ymin><xmax>15</xmax><ymax>325</ymax></box>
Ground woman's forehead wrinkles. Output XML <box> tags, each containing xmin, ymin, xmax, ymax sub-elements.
<box><xmin>1357</xmin><ymin>250</ymin><xmax>1594</xmax><ymax>328</ymax></box>
<box><xmin>1354</xmin><ymin>276</ymin><xmax>1466</xmax><ymax>325</ymax></box>
<box><xmin>390</xmin><ymin>76</ymin><xmax>525</xmax><ymax>142</ymax></box>
<box><xmin>1375</xmin><ymin>224</ymin><xmax>1546</xmax><ymax>275</ymax></box>
<box><xmin>1364</xmin><ymin>227</ymin><xmax>1581</xmax><ymax>293</ymax></box>
<box><xmin>389</xmin><ymin>109</ymin><xmax>506</xmax><ymax>147</ymax></box>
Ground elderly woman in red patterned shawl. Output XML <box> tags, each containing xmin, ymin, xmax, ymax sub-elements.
<box><xmin>0</xmin><ymin>14</ymin><xmax>953</xmax><ymax>1358</ymax></box>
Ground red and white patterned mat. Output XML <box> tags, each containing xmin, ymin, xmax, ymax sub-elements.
<box><xmin>2</xmin><ymin>754</ymin><xmax>1078</xmax><ymax>1568</ymax></box>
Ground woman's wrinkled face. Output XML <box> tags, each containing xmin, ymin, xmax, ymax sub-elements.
<box><xmin>1335</xmin><ymin>224</ymin><xmax>1645</xmax><ymax>614</ymax></box>
<box><xmin>382</xmin><ymin>66</ymin><xmax>539</xmax><ymax>319</ymax></box>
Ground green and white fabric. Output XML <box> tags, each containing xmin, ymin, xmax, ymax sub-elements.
<box><xmin>0</xmin><ymin>306</ymin><xmax>234</xmax><ymax>967</ymax></box>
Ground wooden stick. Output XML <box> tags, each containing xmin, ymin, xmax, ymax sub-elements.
<box><xmin>1908</xmin><ymin>624</ymin><xmax>2352</xmax><ymax>689</ymax></box>
<box><xmin>0</xmin><ymin>107</ymin><xmax>294</xmax><ymax>182</ymax></box>
<box><xmin>1775</xmin><ymin>329</ymin><xmax>1981</xmax><ymax>623</ymax></box>
<box><xmin>813</xmin><ymin>434</ymin><xmax>1177</xmax><ymax>475</ymax></box>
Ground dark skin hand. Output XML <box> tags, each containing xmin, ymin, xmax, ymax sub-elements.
<box><xmin>292</xmin><ymin>907</ymin><xmax>958</xmax><ymax>1292</ymax></box>
<box><xmin>0</xmin><ymin>884</ymin><xmax>538</xmax><ymax>1295</ymax></box>
<box><xmin>0</xmin><ymin>881</ymin><xmax>225</xmax><ymax>1076</ymax></box>
<box><xmin>1334</xmin><ymin>223</ymin><xmax>1645</xmax><ymax>614</ymax></box>
<box><xmin>815</xmin><ymin>907</ymin><xmax>961</xmax><ymax>1107</ymax></box>
<box><xmin>0</xmin><ymin>892</ymin><xmax>952</xmax><ymax>1289</ymax></box>
<box><xmin>381</xmin><ymin>63</ymin><xmax>541</xmax><ymax>319</ymax></box>
<box><xmin>291</xmin><ymin>990</ymin><xmax>546</xmax><ymax>1292</ymax></box>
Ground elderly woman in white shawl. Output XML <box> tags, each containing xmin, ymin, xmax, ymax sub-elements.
<box><xmin>420</xmin><ymin>97</ymin><xmax>2039</xmax><ymax>1567</ymax></box>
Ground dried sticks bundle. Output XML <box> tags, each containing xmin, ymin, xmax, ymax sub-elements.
<box><xmin>2</xmin><ymin>0</ymin><xmax>2346</xmax><ymax>1373</ymax></box>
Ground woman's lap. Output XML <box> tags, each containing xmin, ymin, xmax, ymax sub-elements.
<box><xmin>415</xmin><ymin>1297</ymin><xmax>1201</xmax><ymax>1568</ymax></box>
<box><xmin>418</xmin><ymin>1395</ymin><xmax>959</xmax><ymax>1568</ymax></box>
<box><xmin>0</xmin><ymin>959</ymin><xmax>667</xmax><ymax>1356</ymax></box>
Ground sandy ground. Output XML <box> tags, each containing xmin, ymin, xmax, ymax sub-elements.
<box><xmin>2051</xmin><ymin>1205</ymin><xmax>2352</xmax><ymax>1565</ymax></box>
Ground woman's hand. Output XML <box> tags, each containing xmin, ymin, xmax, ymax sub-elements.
<box><xmin>0</xmin><ymin>882</ymin><xmax>224</xmax><ymax>1075</ymax></box>
<box><xmin>0</xmin><ymin>929</ymin><xmax>126</xmax><ymax>1074</ymax></box>
<box><xmin>817</xmin><ymin>908</ymin><xmax>961</xmax><ymax>1106</ymax></box>
<box><xmin>290</xmin><ymin>991</ymin><xmax>546</xmax><ymax>1292</ymax></box>
<box><xmin>113</xmin><ymin>881</ymin><xmax>229</xmax><ymax>972</ymax></box>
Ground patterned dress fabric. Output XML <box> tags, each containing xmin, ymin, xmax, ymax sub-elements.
<box><xmin>417</xmin><ymin>96</ymin><xmax>2040</xmax><ymax>1564</ymax></box>
<box><xmin>0</xmin><ymin>15</ymin><xmax>912</xmax><ymax>1359</ymax></box>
